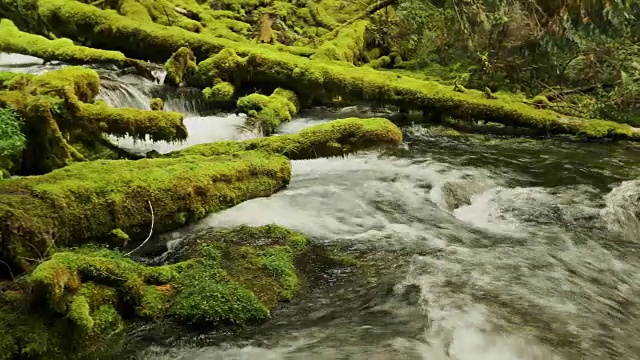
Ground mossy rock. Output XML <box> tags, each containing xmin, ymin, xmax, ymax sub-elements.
<box><xmin>0</xmin><ymin>225</ymin><xmax>314</xmax><ymax>359</ymax></box>
<box><xmin>236</xmin><ymin>88</ymin><xmax>300</xmax><ymax>135</ymax></box>
<box><xmin>164</xmin><ymin>47</ymin><xmax>197</xmax><ymax>86</ymax></box>
<box><xmin>149</xmin><ymin>98</ymin><xmax>164</xmax><ymax>111</ymax></box>
<box><xmin>172</xmin><ymin>117</ymin><xmax>403</xmax><ymax>159</ymax></box>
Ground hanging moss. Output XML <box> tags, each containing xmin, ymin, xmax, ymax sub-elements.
<box><xmin>236</xmin><ymin>88</ymin><xmax>300</xmax><ymax>135</ymax></box>
<box><xmin>0</xmin><ymin>151</ymin><xmax>291</xmax><ymax>274</ymax></box>
<box><xmin>164</xmin><ymin>47</ymin><xmax>197</xmax><ymax>86</ymax></box>
<box><xmin>171</xmin><ymin>117</ymin><xmax>402</xmax><ymax>159</ymax></box>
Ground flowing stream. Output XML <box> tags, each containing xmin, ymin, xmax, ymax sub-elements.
<box><xmin>2</xmin><ymin>53</ymin><xmax>640</xmax><ymax>360</ymax></box>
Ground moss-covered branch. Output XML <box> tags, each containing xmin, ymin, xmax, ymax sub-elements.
<box><xmin>171</xmin><ymin>117</ymin><xmax>402</xmax><ymax>159</ymax></box>
<box><xmin>0</xmin><ymin>151</ymin><xmax>291</xmax><ymax>274</ymax></box>
<box><xmin>190</xmin><ymin>48</ymin><xmax>640</xmax><ymax>140</ymax></box>
<box><xmin>0</xmin><ymin>19</ymin><xmax>158</xmax><ymax>79</ymax></box>
<box><xmin>310</xmin><ymin>20</ymin><xmax>369</xmax><ymax>64</ymax></box>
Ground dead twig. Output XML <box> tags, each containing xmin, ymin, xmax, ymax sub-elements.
<box><xmin>126</xmin><ymin>200</ymin><xmax>154</xmax><ymax>256</ymax></box>
<box><xmin>0</xmin><ymin>260</ymin><xmax>15</xmax><ymax>281</ymax></box>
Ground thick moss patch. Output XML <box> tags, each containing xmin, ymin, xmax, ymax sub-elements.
<box><xmin>171</xmin><ymin>117</ymin><xmax>402</xmax><ymax>159</ymax></box>
<box><xmin>0</xmin><ymin>151</ymin><xmax>291</xmax><ymax>274</ymax></box>
<box><xmin>0</xmin><ymin>225</ymin><xmax>310</xmax><ymax>359</ymax></box>
<box><xmin>164</xmin><ymin>47</ymin><xmax>197</xmax><ymax>86</ymax></box>
<box><xmin>236</xmin><ymin>88</ymin><xmax>300</xmax><ymax>135</ymax></box>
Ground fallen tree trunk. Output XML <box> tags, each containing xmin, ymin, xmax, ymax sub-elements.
<box><xmin>170</xmin><ymin>117</ymin><xmax>403</xmax><ymax>159</ymax></box>
<box><xmin>0</xmin><ymin>151</ymin><xmax>291</xmax><ymax>274</ymax></box>
<box><xmin>0</xmin><ymin>0</ymin><xmax>315</xmax><ymax>62</ymax></box>
<box><xmin>320</xmin><ymin>0</ymin><xmax>398</xmax><ymax>41</ymax></box>
<box><xmin>0</xmin><ymin>19</ymin><xmax>157</xmax><ymax>80</ymax></box>
<box><xmin>192</xmin><ymin>48</ymin><xmax>640</xmax><ymax>140</ymax></box>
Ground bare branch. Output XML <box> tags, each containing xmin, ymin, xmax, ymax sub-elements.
<box><xmin>0</xmin><ymin>260</ymin><xmax>15</xmax><ymax>281</ymax></box>
<box><xmin>125</xmin><ymin>200</ymin><xmax>154</xmax><ymax>256</ymax></box>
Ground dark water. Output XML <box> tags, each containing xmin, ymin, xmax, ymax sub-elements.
<box><xmin>2</xmin><ymin>53</ymin><xmax>640</xmax><ymax>360</ymax></box>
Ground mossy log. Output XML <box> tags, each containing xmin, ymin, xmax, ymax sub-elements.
<box><xmin>191</xmin><ymin>48</ymin><xmax>640</xmax><ymax>140</ymax></box>
<box><xmin>310</xmin><ymin>20</ymin><xmax>369</xmax><ymax>64</ymax></box>
<box><xmin>0</xmin><ymin>67</ymin><xmax>186</xmax><ymax>174</ymax></box>
<box><xmin>0</xmin><ymin>19</ymin><xmax>157</xmax><ymax>79</ymax></box>
<box><xmin>171</xmin><ymin>117</ymin><xmax>402</xmax><ymax>159</ymax></box>
<box><xmin>0</xmin><ymin>0</ymin><xmax>315</xmax><ymax>63</ymax></box>
<box><xmin>235</xmin><ymin>88</ymin><xmax>300</xmax><ymax>135</ymax></box>
<box><xmin>0</xmin><ymin>151</ymin><xmax>291</xmax><ymax>274</ymax></box>
<box><xmin>0</xmin><ymin>225</ymin><xmax>310</xmax><ymax>359</ymax></box>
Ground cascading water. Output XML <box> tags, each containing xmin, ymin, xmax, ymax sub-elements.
<box><xmin>128</xmin><ymin>127</ymin><xmax>640</xmax><ymax>360</ymax></box>
<box><xmin>3</xmin><ymin>53</ymin><xmax>640</xmax><ymax>360</ymax></box>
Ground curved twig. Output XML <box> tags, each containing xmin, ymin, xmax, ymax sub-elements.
<box><xmin>0</xmin><ymin>260</ymin><xmax>15</xmax><ymax>281</ymax></box>
<box><xmin>125</xmin><ymin>200</ymin><xmax>154</xmax><ymax>256</ymax></box>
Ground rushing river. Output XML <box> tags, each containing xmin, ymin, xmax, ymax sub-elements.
<box><xmin>2</xmin><ymin>53</ymin><xmax>640</xmax><ymax>360</ymax></box>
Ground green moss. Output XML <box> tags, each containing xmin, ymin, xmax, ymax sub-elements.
<box><xmin>188</xmin><ymin>46</ymin><xmax>640</xmax><ymax>140</ymax></box>
<box><xmin>0</xmin><ymin>0</ymin><xmax>315</xmax><ymax>63</ymax></box>
<box><xmin>532</xmin><ymin>95</ymin><xmax>551</xmax><ymax>106</ymax></box>
<box><xmin>202</xmin><ymin>81</ymin><xmax>235</xmax><ymax>102</ymax></box>
<box><xmin>0</xmin><ymin>67</ymin><xmax>187</xmax><ymax>174</ymax></box>
<box><xmin>0</xmin><ymin>19</ymin><xmax>128</xmax><ymax>66</ymax></box>
<box><xmin>164</xmin><ymin>47</ymin><xmax>197</xmax><ymax>86</ymax></box>
<box><xmin>236</xmin><ymin>88</ymin><xmax>299</xmax><ymax>135</ymax></box>
<box><xmin>0</xmin><ymin>151</ymin><xmax>291</xmax><ymax>274</ymax></box>
<box><xmin>68</xmin><ymin>295</ymin><xmax>94</xmax><ymax>331</ymax></box>
<box><xmin>172</xmin><ymin>117</ymin><xmax>403</xmax><ymax>159</ymax></box>
<box><xmin>311</xmin><ymin>20</ymin><xmax>368</xmax><ymax>64</ymax></box>
<box><xmin>118</xmin><ymin>0</ymin><xmax>152</xmax><ymax>22</ymax></box>
<box><xmin>150</xmin><ymin>98</ymin><xmax>164</xmax><ymax>110</ymax></box>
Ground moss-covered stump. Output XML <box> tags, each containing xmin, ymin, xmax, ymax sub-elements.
<box><xmin>171</xmin><ymin>117</ymin><xmax>402</xmax><ymax>159</ymax></box>
<box><xmin>236</xmin><ymin>88</ymin><xmax>300</xmax><ymax>135</ymax></box>
<box><xmin>190</xmin><ymin>48</ymin><xmax>640</xmax><ymax>140</ymax></box>
<box><xmin>0</xmin><ymin>67</ymin><xmax>186</xmax><ymax>175</ymax></box>
<box><xmin>0</xmin><ymin>225</ymin><xmax>309</xmax><ymax>359</ymax></box>
<box><xmin>164</xmin><ymin>47</ymin><xmax>197</xmax><ymax>86</ymax></box>
<box><xmin>0</xmin><ymin>151</ymin><xmax>291</xmax><ymax>274</ymax></box>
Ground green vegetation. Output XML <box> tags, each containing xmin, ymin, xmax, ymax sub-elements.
<box><xmin>172</xmin><ymin>117</ymin><xmax>403</xmax><ymax>159</ymax></box>
<box><xmin>0</xmin><ymin>225</ymin><xmax>313</xmax><ymax>359</ymax></box>
<box><xmin>236</xmin><ymin>88</ymin><xmax>300</xmax><ymax>135</ymax></box>
<box><xmin>0</xmin><ymin>151</ymin><xmax>291</xmax><ymax>274</ymax></box>
<box><xmin>0</xmin><ymin>67</ymin><xmax>186</xmax><ymax>175</ymax></box>
<box><xmin>0</xmin><ymin>107</ymin><xmax>26</xmax><ymax>177</ymax></box>
<box><xmin>164</xmin><ymin>47</ymin><xmax>197</xmax><ymax>86</ymax></box>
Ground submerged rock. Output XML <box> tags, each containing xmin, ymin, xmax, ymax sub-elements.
<box><xmin>0</xmin><ymin>225</ymin><xmax>315</xmax><ymax>359</ymax></box>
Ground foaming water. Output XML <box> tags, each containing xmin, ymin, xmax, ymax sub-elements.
<box><xmin>131</xmin><ymin>125</ymin><xmax>640</xmax><ymax>360</ymax></box>
<box><xmin>109</xmin><ymin>114</ymin><xmax>259</xmax><ymax>154</ymax></box>
<box><xmin>0</xmin><ymin>52</ymin><xmax>65</xmax><ymax>74</ymax></box>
